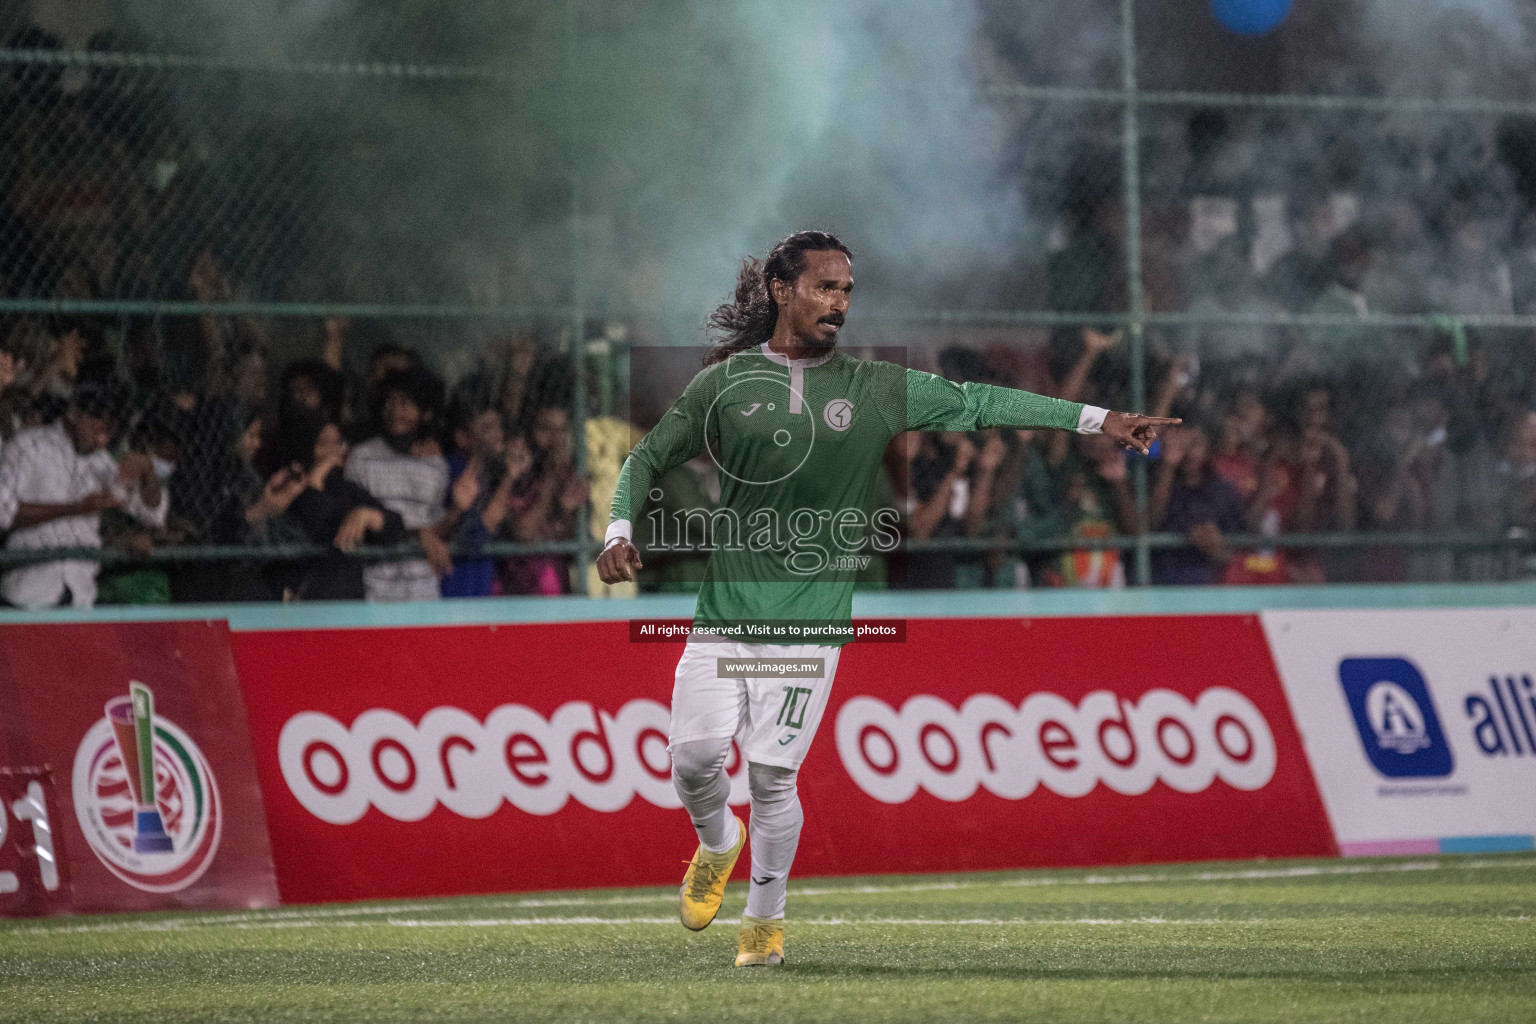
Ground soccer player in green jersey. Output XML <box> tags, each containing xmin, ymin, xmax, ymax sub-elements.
<box><xmin>596</xmin><ymin>230</ymin><xmax>1175</xmax><ymax>966</ymax></box>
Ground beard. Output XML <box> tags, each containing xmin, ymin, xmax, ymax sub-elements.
<box><xmin>796</xmin><ymin>317</ymin><xmax>842</xmax><ymax>350</ymax></box>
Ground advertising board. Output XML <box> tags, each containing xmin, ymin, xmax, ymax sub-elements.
<box><xmin>235</xmin><ymin>615</ymin><xmax>1335</xmax><ymax>902</ymax></box>
<box><xmin>0</xmin><ymin>622</ymin><xmax>279</xmax><ymax>915</ymax></box>
<box><xmin>1263</xmin><ymin>608</ymin><xmax>1536</xmax><ymax>855</ymax></box>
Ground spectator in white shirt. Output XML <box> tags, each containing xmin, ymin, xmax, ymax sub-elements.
<box><xmin>0</xmin><ymin>382</ymin><xmax>169</xmax><ymax>608</ymax></box>
<box><xmin>344</xmin><ymin>368</ymin><xmax>452</xmax><ymax>601</ymax></box>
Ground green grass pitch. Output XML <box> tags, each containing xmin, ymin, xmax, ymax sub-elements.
<box><xmin>1</xmin><ymin>853</ymin><xmax>1532</xmax><ymax>1023</ymax></box>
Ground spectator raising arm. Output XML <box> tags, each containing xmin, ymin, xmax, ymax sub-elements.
<box><xmin>1047</xmin><ymin>328</ymin><xmax>1118</xmax><ymax>467</ymax></box>
<box><xmin>115</xmin><ymin>451</ymin><xmax>164</xmax><ymax>522</ymax></box>
<box><xmin>245</xmin><ymin>467</ymin><xmax>306</xmax><ymax>526</ymax></box>
<box><xmin>964</xmin><ymin>430</ymin><xmax>1009</xmax><ymax>539</ymax></box>
<box><xmin>1149</xmin><ymin>427</ymin><xmax>1189</xmax><ymax>528</ymax></box>
<box><xmin>910</xmin><ymin>433</ymin><xmax>973</xmax><ymax>542</ymax></box>
<box><xmin>482</xmin><ymin>437</ymin><xmax>531</xmax><ymax>534</ymax></box>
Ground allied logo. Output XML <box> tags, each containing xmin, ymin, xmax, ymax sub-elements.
<box><xmin>1338</xmin><ymin>657</ymin><xmax>1454</xmax><ymax>778</ymax></box>
<box><xmin>72</xmin><ymin>682</ymin><xmax>222</xmax><ymax>892</ymax></box>
<box><xmin>823</xmin><ymin>399</ymin><xmax>854</xmax><ymax>431</ymax></box>
<box><xmin>1465</xmin><ymin>674</ymin><xmax>1536</xmax><ymax>757</ymax></box>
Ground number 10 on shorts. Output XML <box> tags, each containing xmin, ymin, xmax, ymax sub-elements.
<box><xmin>776</xmin><ymin>686</ymin><xmax>814</xmax><ymax>730</ymax></box>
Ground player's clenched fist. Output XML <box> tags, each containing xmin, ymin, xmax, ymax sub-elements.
<box><xmin>596</xmin><ymin>538</ymin><xmax>644</xmax><ymax>584</ymax></box>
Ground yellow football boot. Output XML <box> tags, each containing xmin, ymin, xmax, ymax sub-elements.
<box><xmin>679</xmin><ymin>816</ymin><xmax>746</xmax><ymax>931</ymax></box>
<box><xmin>735</xmin><ymin>915</ymin><xmax>785</xmax><ymax>966</ymax></box>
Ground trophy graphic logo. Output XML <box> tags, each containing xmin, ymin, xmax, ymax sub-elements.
<box><xmin>73</xmin><ymin>682</ymin><xmax>222</xmax><ymax>892</ymax></box>
<box><xmin>108</xmin><ymin>684</ymin><xmax>176</xmax><ymax>853</ymax></box>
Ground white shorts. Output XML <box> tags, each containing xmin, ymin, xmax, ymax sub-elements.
<box><xmin>669</xmin><ymin>640</ymin><xmax>842</xmax><ymax>771</ymax></box>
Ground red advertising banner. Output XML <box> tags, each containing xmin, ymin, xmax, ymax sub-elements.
<box><xmin>0</xmin><ymin>622</ymin><xmax>279</xmax><ymax>915</ymax></box>
<box><xmin>234</xmin><ymin>614</ymin><xmax>1334</xmax><ymax>904</ymax></box>
<box><xmin>0</xmin><ymin>767</ymin><xmax>69</xmax><ymax>916</ymax></box>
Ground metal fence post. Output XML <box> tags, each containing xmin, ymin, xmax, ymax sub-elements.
<box><xmin>1120</xmin><ymin>0</ymin><xmax>1150</xmax><ymax>586</ymax></box>
<box><xmin>566</xmin><ymin>0</ymin><xmax>593</xmax><ymax>594</ymax></box>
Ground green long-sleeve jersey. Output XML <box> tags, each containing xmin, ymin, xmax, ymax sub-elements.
<box><xmin>609</xmin><ymin>343</ymin><xmax>1093</xmax><ymax>644</ymax></box>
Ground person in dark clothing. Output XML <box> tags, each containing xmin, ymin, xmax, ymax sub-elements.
<box><xmin>903</xmin><ymin>431</ymin><xmax>971</xmax><ymax>589</ymax></box>
<box><xmin>170</xmin><ymin>404</ymin><xmax>296</xmax><ymax>601</ymax></box>
<box><xmin>441</xmin><ymin>401</ymin><xmax>520</xmax><ymax>597</ymax></box>
<box><xmin>271</xmin><ymin>412</ymin><xmax>405</xmax><ymax>600</ymax></box>
<box><xmin>280</xmin><ymin>358</ymin><xmax>347</xmax><ymax>424</ymax></box>
<box><xmin>1150</xmin><ymin>423</ymin><xmax>1246</xmax><ymax>585</ymax></box>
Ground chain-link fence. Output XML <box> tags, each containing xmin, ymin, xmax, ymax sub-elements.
<box><xmin>0</xmin><ymin>0</ymin><xmax>1534</xmax><ymax>605</ymax></box>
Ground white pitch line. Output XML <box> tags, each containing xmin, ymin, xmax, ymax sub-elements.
<box><xmin>772</xmin><ymin>917</ymin><xmax>1242</xmax><ymax>927</ymax></box>
<box><xmin>502</xmin><ymin>893</ymin><xmax>677</xmax><ymax>908</ymax></box>
<box><xmin>18</xmin><ymin>910</ymin><xmax>1536</xmax><ymax>937</ymax></box>
<box><xmin>790</xmin><ymin>856</ymin><xmax>1535</xmax><ymax>898</ymax></box>
<box><xmin>385</xmin><ymin>916</ymin><xmax>1264</xmax><ymax>928</ymax></box>
<box><xmin>8</xmin><ymin>855</ymin><xmax>1532</xmax><ymax>935</ymax></box>
<box><xmin>15</xmin><ymin>915</ymin><xmax>1287</xmax><ymax>935</ymax></box>
<box><xmin>388</xmin><ymin>917</ymin><xmax>682</xmax><ymax>928</ymax></box>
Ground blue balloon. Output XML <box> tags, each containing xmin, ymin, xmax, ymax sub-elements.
<box><xmin>1210</xmin><ymin>0</ymin><xmax>1292</xmax><ymax>36</ymax></box>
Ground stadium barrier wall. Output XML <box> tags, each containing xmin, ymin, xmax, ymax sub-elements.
<box><xmin>1</xmin><ymin>584</ymin><xmax>1533</xmax><ymax>913</ymax></box>
<box><xmin>234</xmin><ymin>614</ymin><xmax>1335</xmax><ymax>902</ymax></box>
<box><xmin>0</xmin><ymin>621</ymin><xmax>279</xmax><ymax>915</ymax></box>
<box><xmin>1261</xmin><ymin>609</ymin><xmax>1536</xmax><ymax>857</ymax></box>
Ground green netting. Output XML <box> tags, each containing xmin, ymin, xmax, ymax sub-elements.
<box><xmin>0</xmin><ymin>0</ymin><xmax>1532</xmax><ymax>603</ymax></box>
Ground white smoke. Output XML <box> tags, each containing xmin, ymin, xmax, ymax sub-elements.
<box><xmin>562</xmin><ymin>0</ymin><xmax>1025</xmax><ymax>324</ymax></box>
<box><xmin>124</xmin><ymin>0</ymin><xmax>1039</xmax><ymax>327</ymax></box>
<box><xmin>1360</xmin><ymin>0</ymin><xmax>1536</xmax><ymax>97</ymax></box>
<box><xmin>114</xmin><ymin>0</ymin><xmax>1536</xmax><ymax>333</ymax></box>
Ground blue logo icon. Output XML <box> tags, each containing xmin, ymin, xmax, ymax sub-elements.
<box><xmin>1339</xmin><ymin>657</ymin><xmax>1454</xmax><ymax>778</ymax></box>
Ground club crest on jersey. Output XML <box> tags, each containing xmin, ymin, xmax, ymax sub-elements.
<box><xmin>823</xmin><ymin>399</ymin><xmax>854</xmax><ymax>431</ymax></box>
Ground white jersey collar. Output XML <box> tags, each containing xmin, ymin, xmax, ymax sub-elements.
<box><xmin>759</xmin><ymin>341</ymin><xmax>836</xmax><ymax>368</ymax></box>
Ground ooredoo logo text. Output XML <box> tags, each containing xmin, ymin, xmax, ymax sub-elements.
<box><xmin>835</xmin><ymin>687</ymin><xmax>1277</xmax><ymax>803</ymax></box>
<box><xmin>279</xmin><ymin>699</ymin><xmax>689</xmax><ymax>824</ymax></box>
<box><xmin>279</xmin><ymin>686</ymin><xmax>1276</xmax><ymax>824</ymax></box>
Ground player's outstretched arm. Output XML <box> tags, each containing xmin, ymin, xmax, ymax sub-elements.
<box><xmin>899</xmin><ymin>367</ymin><xmax>1177</xmax><ymax>449</ymax></box>
<box><xmin>1100</xmin><ymin>410</ymin><xmax>1181</xmax><ymax>456</ymax></box>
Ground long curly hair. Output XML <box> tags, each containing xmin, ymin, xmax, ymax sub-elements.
<box><xmin>703</xmin><ymin>230</ymin><xmax>852</xmax><ymax>366</ymax></box>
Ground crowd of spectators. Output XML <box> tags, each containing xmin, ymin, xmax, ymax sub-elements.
<box><xmin>889</xmin><ymin>329</ymin><xmax>1536</xmax><ymax>591</ymax></box>
<box><xmin>0</xmin><ymin>309</ymin><xmax>593</xmax><ymax>607</ymax></box>
<box><xmin>4</xmin><ymin>298</ymin><xmax>1529</xmax><ymax>608</ymax></box>
<box><xmin>908</xmin><ymin>102</ymin><xmax>1536</xmax><ymax>590</ymax></box>
<box><xmin>1</xmin><ymin>21</ymin><xmax>1535</xmax><ymax>605</ymax></box>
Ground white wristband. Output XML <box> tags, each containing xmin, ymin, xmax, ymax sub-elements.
<box><xmin>1076</xmin><ymin>405</ymin><xmax>1109</xmax><ymax>434</ymax></box>
<box><xmin>603</xmin><ymin>519</ymin><xmax>633</xmax><ymax>549</ymax></box>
